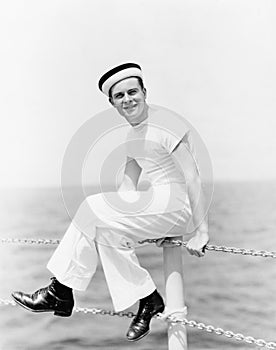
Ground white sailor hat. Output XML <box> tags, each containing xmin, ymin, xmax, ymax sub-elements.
<box><xmin>98</xmin><ymin>62</ymin><xmax>143</xmax><ymax>96</ymax></box>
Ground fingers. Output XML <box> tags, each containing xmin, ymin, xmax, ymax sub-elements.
<box><xmin>186</xmin><ymin>245</ymin><xmax>205</xmax><ymax>258</ymax></box>
<box><xmin>155</xmin><ymin>238</ymin><xmax>177</xmax><ymax>248</ymax></box>
<box><xmin>157</xmin><ymin>237</ymin><xmax>208</xmax><ymax>255</ymax></box>
<box><xmin>186</xmin><ymin>234</ymin><xmax>209</xmax><ymax>258</ymax></box>
<box><xmin>198</xmin><ymin>249</ymin><xmax>205</xmax><ymax>257</ymax></box>
<box><xmin>155</xmin><ymin>238</ymin><xmax>166</xmax><ymax>248</ymax></box>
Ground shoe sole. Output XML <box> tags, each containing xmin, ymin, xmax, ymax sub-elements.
<box><xmin>11</xmin><ymin>294</ymin><xmax>72</xmax><ymax>317</ymax></box>
<box><xmin>127</xmin><ymin>329</ymin><xmax>150</xmax><ymax>342</ymax></box>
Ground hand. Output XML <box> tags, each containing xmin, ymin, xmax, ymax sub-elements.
<box><xmin>186</xmin><ymin>231</ymin><xmax>209</xmax><ymax>258</ymax></box>
<box><xmin>155</xmin><ymin>237</ymin><xmax>178</xmax><ymax>248</ymax></box>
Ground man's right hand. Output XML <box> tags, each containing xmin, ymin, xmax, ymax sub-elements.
<box><xmin>186</xmin><ymin>231</ymin><xmax>209</xmax><ymax>257</ymax></box>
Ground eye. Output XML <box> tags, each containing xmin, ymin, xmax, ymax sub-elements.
<box><xmin>128</xmin><ymin>89</ymin><xmax>138</xmax><ymax>95</ymax></box>
<box><xmin>113</xmin><ymin>93</ymin><xmax>124</xmax><ymax>99</ymax></box>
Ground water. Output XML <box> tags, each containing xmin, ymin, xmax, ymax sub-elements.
<box><xmin>0</xmin><ymin>182</ymin><xmax>276</xmax><ymax>350</ymax></box>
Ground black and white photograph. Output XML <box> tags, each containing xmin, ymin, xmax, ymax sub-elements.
<box><xmin>0</xmin><ymin>1</ymin><xmax>275</xmax><ymax>349</ymax></box>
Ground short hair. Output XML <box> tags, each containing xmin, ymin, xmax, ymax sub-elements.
<box><xmin>108</xmin><ymin>77</ymin><xmax>145</xmax><ymax>100</ymax></box>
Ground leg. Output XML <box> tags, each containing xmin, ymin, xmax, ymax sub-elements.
<box><xmin>96</xmin><ymin>227</ymin><xmax>156</xmax><ymax>311</ymax></box>
<box><xmin>96</xmin><ymin>228</ymin><xmax>165</xmax><ymax>341</ymax></box>
<box><xmin>47</xmin><ymin>221</ymin><xmax>98</xmax><ymax>291</ymax></box>
<box><xmin>12</xmin><ymin>196</ymin><xmax>100</xmax><ymax>316</ymax></box>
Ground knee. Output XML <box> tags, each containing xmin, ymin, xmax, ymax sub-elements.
<box><xmin>73</xmin><ymin>196</ymin><xmax>98</xmax><ymax>226</ymax></box>
<box><xmin>78</xmin><ymin>194</ymin><xmax>98</xmax><ymax>210</ymax></box>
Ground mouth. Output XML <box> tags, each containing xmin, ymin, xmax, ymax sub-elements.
<box><xmin>123</xmin><ymin>105</ymin><xmax>137</xmax><ymax>112</ymax></box>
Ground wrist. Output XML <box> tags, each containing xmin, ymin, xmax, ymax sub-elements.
<box><xmin>195</xmin><ymin>228</ymin><xmax>209</xmax><ymax>236</ymax></box>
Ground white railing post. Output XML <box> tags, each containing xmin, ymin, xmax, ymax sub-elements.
<box><xmin>163</xmin><ymin>235</ymin><xmax>188</xmax><ymax>350</ymax></box>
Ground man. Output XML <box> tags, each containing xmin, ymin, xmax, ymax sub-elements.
<box><xmin>12</xmin><ymin>63</ymin><xmax>209</xmax><ymax>341</ymax></box>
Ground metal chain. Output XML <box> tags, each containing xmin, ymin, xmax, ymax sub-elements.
<box><xmin>0</xmin><ymin>299</ymin><xmax>136</xmax><ymax>318</ymax></box>
<box><xmin>138</xmin><ymin>238</ymin><xmax>276</xmax><ymax>259</ymax></box>
<box><xmin>0</xmin><ymin>238</ymin><xmax>60</xmax><ymax>245</ymax></box>
<box><xmin>74</xmin><ymin>306</ymin><xmax>135</xmax><ymax>318</ymax></box>
<box><xmin>1</xmin><ymin>238</ymin><xmax>275</xmax><ymax>348</ymax></box>
<box><xmin>1</xmin><ymin>299</ymin><xmax>275</xmax><ymax>349</ymax></box>
<box><xmin>1</xmin><ymin>237</ymin><xmax>276</xmax><ymax>258</ymax></box>
<box><xmin>162</xmin><ymin>315</ymin><xmax>276</xmax><ymax>349</ymax></box>
<box><xmin>0</xmin><ymin>299</ymin><xmax>16</xmax><ymax>306</ymax></box>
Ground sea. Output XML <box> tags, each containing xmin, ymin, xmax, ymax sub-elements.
<box><xmin>0</xmin><ymin>181</ymin><xmax>275</xmax><ymax>350</ymax></box>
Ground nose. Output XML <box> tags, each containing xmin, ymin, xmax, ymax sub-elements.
<box><xmin>122</xmin><ymin>92</ymin><xmax>131</xmax><ymax>103</ymax></box>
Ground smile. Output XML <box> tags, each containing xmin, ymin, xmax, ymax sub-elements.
<box><xmin>123</xmin><ymin>105</ymin><xmax>137</xmax><ymax>111</ymax></box>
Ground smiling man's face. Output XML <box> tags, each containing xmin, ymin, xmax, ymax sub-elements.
<box><xmin>110</xmin><ymin>77</ymin><xmax>147</xmax><ymax>126</ymax></box>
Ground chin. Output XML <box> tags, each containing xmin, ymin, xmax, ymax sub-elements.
<box><xmin>124</xmin><ymin>111</ymin><xmax>139</xmax><ymax>119</ymax></box>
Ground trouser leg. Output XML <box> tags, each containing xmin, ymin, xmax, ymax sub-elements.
<box><xmin>96</xmin><ymin>227</ymin><xmax>156</xmax><ymax>312</ymax></box>
<box><xmin>47</xmin><ymin>195</ymin><xmax>156</xmax><ymax>307</ymax></box>
<box><xmin>47</xmin><ymin>198</ymin><xmax>99</xmax><ymax>291</ymax></box>
<box><xmin>47</xmin><ymin>225</ymin><xmax>98</xmax><ymax>291</ymax></box>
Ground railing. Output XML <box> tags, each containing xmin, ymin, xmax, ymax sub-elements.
<box><xmin>2</xmin><ymin>237</ymin><xmax>276</xmax><ymax>259</ymax></box>
<box><xmin>1</xmin><ymin>237</ymin><xmax>276</xmax><ymax>349</ymax></box>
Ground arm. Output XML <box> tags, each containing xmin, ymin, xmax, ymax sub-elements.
<box><xmin>171</xmin><ymin>139</ymin><xmax>209</xmax><ymax>257</ymax></box>
<box><xmin>118</xmin><ymin>156</ymin><xmax>142</xmax><ymax>192</ymax></box>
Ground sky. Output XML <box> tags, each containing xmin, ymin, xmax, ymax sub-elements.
<box><xmin>0</xmin><ymin>0</ymin><xmax>275</xmax><ymax>187</ymax></box>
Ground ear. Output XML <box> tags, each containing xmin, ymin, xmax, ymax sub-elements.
<box><xmin>143</xmin><ymin>88</ymin><xmax>147</xmax><ymax>99</ymax></box>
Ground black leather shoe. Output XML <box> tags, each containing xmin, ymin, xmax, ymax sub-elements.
<box><xmin>11</xmin><ymin>277</ymin><xmax>74</xmax><ymax>317</ymax></box>
<box><xmin>126</xmin><ymin>290</ymin><xmax>165</xmax><ymax>341</ymax></box>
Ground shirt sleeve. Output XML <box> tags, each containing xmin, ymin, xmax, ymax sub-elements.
<box><xmin>160</xmin><ymin>127</ymin><xmax>201</xmax><ymax>175</ymax></box>
<box><xmin>160</xmin><ymin>126</ymin><xmax>191</xmax><ymax>154</ymax></box>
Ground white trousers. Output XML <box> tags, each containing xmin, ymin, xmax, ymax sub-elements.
<box><xmin>47</xmin><ymin>185</ymin><xmax>191</xmax><ymax>311</ymax></box>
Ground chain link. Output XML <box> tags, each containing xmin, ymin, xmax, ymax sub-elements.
<box><xmin>0</xmin><ymin>299</ymin><xmax>16</xmax><ymax>306</ymax></box>
<box><xmin>1</xmin><ymin>237</ymin><xmax>276</xmax><ymax>258</ymax></box>
<box><xmin>0</xmin><ymin>299</ymin><xmax>136</xmax><ymax>318</ymax></box>
<box><xmin>74</xmin><ymin>307</ymin><xmax>136</xmax><ymax>318</ymax></box>
<box><xmin>1</xmin><ymin>237</ymin><xmax>275</xmax><ymax>348</ymax></box>
<box><xmin>0</xmin><ymin>238</ymin><xmax>60</xmax><ymax>245</ymax></box>
<box><xmin>1</xmin><ymin>298</ymin><xmax>275</xmax><ymax>349</ymax></box>
<box><xmin>0</xmin><ymin>299</ymin><xmax>135</xmax><ymax>318</ymax></box>
<box><xmin>164</xmin><ymin>315</ymin><xmax>276</xmax><ymax>349</ymax></box>
<box><xmin>138</xmin><ymin>238</ymin><xmax>276</xmax><ymax>259</ymax></box>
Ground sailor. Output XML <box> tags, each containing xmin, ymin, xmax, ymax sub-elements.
<box><xmin>11</xmin><ymin>63</ymin><xmax>209</xmax><ymax>341</ymax></box>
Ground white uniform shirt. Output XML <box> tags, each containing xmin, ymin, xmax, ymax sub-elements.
<box><xmin>125</xmin><ymin>105</ymin><xmax>195</xmax><ymax>187</ymax></box>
